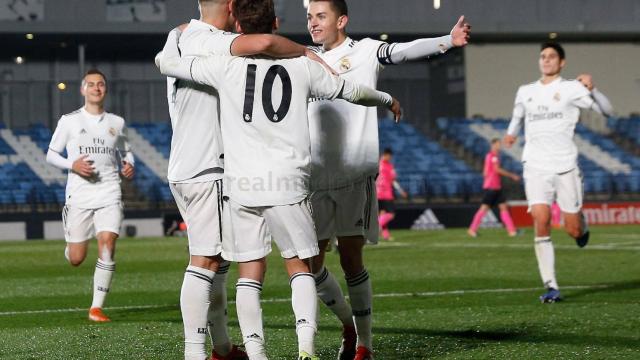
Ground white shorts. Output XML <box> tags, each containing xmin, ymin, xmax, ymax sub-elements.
<box><xmin>311</xmin><ymin>176</ymin><xmax>379</xmax><ymax>244</ymax></box>
<box><xmin>222</xmin><ymin>198</ymin><xmax>319</xmax><ymax>262</ymax></box>
<box><xmin>62</xmin><ymin>203</ymin><xmax>123</xmax><ymax>243</ymax></box>
<box><xmin>170</xmin><ymin>180</ymin><xmax>224</xmax><ymax>257</ymax></box>
<box><xmin>524</xmin><ymin>166</ymin><xmax>584</xmax><ymax>214</ymax></box>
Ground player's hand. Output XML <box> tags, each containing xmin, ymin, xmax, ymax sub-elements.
<box><xmin>72</xmin><ymin>155</ymin><xmax>94</xmax><ymax>178</ymax></box>
<box><xmin>503</xmin><ymin>135</ymin><xmax>517</xmax><ymax>148</ymax></box>
<box><xmin>511</xmin><ymin>174</ymin><xmax>521</xmax><ymax>182</ymax></box>
<box><xmin>401</xmin><ymin>190</ymin><xmax>409</xmax><ymax>199</ymax></box>
<box><xmin>121</xmin><ymin>161</ymin><xmax>135</xmax><ymax>179</ymax></box>
<box><xmin>305</xmin><ymin>48</ymin><xmax>338</xmax><ymax>76</ymax></box>
<box><xmin>577</xmin><ymin>73</ymin><xmax>594</xmax><ymax>91</ymax></box>
<box><xmin>390</xmin><ymin>97</ymin><xmax>402</xmax><ymax>123</ymax></box>
<box><xmin>450</xmin><ymin>15</ymin><xmax>471</xmax><ymax>47</ymax></box>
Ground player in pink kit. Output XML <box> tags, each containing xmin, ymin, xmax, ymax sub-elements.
<box><xmin>468</xmin><ymin>138</ymin><xmax>520</xmax><ymax>237</ymax></box>
<box><xmin>377</xmin><ymin>148</ymin><xmax>407</xmax><ymax>241</ymax></box>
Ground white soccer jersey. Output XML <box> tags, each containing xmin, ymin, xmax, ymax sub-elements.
<box><xmin>511</xmin><ymin>77</ymin><xmax>595</xmax><ymax>173</ymax></box>
<box><xmin>308</xmin><ymin>37</ymin><xmax>384</xmax><ymax>190</ymax></box>
<box><xmin>49</xmin><ymin>107</ymin><xmax>133</xmax><ymax>209</ymax></box>
<box><xmin>165</xmin><ymin>22</ymin><xmax>239</xmax><ymax>183</ymax></box>
<box><xmin>170</xmin><ymin>54</ymin><xmax>346</xmax><ymax>207</ymax></box>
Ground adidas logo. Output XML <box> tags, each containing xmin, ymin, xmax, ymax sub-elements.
<box><xmin>197</xmin><ymin>328</ymin><xmax>208</xmax><ymax>334</ymax></box>
<box><xmin>411</xmin><ymin>209</ymin><xmax>445</xmax><ymax>230</ymax></box>
<box><xmin>355</xmin><ymin>218</ymin><xmax>363</xmax><ymax>227</ymax></box>
<box><xmin>296</xmin><ymin>319</ymin><xmax>309</xmax><ymax>326</ymax></box>
<box><xmin>479</xmin><ymin>210</ymin><xmax>503</xmax><ymax>229</ymax></box>
<box><xmin>247</xmin><ymin>333</ymin><xmax>262</xmax><ymax>340</ymax></box>
<box><xmin>80</xmin><ymin>129</ymin><xmax>87</xmax><ymax>134</ymax></box>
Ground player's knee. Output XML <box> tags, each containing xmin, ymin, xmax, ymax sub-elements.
<box><xmin>565</xmin><ymin>223</ymin><xmax>582</xmax><ymax>239</ymax></box>
<box><xmin>68</xmin><ymin>256</ymin><xmax>85</xmax><ymax>267</ymax></box>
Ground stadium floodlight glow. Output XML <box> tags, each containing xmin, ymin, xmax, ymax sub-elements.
<box><xmin>380</xmin><ymin>34</ymin><xmax>389</xmax><ymax>41</ymax></box>
<box><xmin>549</xmin><ymin>32</ymin><xmax>558</xmax><ymax>39</ymax></box>
<box><xmin>25</xmin><ymin>33</ymin><xmax>34</xmax><ymax>40</ymax></box>
<box><xmin>14</xmin><ymin>56</ymin><xmax>24</xmax><ymax>64</ymax></box>
<box><xmin>57</xmin><ymin>82</ymin><xmax>67</xmax><ymax>91</ymax></box>
<box><xmin>303</xmin><ymin>0</ymin><xmax>309</xmax><ymax>9</ymax></box>
<box><xmin>434</xmin><ymin>0</ymin><xmax>441</xmax><ymax>10</ymax></box>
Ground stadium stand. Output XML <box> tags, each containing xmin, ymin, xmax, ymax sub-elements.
<box><xmin>0</xmin><ymin>118</ymin><xmax>636</xmax><ymax>206</ymax></box>
<box><xmin>437</xmin><ymin>117</ymin><xmax>640</xmax><ymax>195</ymax></box>
<box><xmin>378</xmin><ymin>119</ymin><xmax>483</xmax><ymax>198</ymax></box>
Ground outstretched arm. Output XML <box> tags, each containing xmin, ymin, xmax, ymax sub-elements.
<box><xmin>339</xmin><ymin>80</ymin><xmax>402</xmax><ymax>122</ymax></box>
<box><xmin>377</xmin><ymin>15</ymin><xmax>470</xmax><ymax>65</ymax></box>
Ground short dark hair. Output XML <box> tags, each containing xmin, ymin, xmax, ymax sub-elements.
<box><xmin>309</xmin><ymin>0</ymin><xmax>348</xmax><ymax>16</ymax></box>
<box><xmin>383</xmin><ymin>148</ymin><xmax>393</xmax><ymax>155</ymax></box>
<box><xmin>84</xmin><ymin>68</ymin><xmax>107</xmax><ymax>83</ymax></box>
<box><xmin>491</xmin><ymin>138</ymin><xmax>500</xmax><ymax>145</ymax></box>
<box><xmin>232</xmin><ymin>0</ymin><xmax>275</xmax><ymax>35</ymax></box>
<box><xmin>540</xmin><ymin>42</ymin><xmax>565</xmax><ymax>60</ymax></box>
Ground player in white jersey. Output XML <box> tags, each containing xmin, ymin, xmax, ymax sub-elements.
<box><xmin>162</xmin><ymin>1</ymin><xmax>327</xmax><ymax>359</ymax></box>
<box><xmin>504</xmin><ymin>42</ymin><xmax>613</xmax><ymax>303</ymax></box>
<box><xmin>305</xmin><ymin>1</ymin><xmax>470</xmax><ymax>358</ymax></box>
<box><xmin>46</xmin><ymin>69</ymin><xmax>135</xmax><ymax>323</ymax></box>
<box><xmin>158</xmin><ymin>1</ymin><xmax>400</xmax><ymax>358</ymax></box>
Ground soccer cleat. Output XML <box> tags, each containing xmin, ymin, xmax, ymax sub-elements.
<box><xmin>298</xmin><ymin>351</ymin><xmax>319</xmax><ymax>360</ymax></box>
<box><xmin>467</xmin><ymin>229</ymin><xmax>477</xmax><ymax>237</ymax></box>
<box><xmin>88</xmin><ymin>307</ymin><xmax>110</xmax><ymax>322</ymax></box>
<box><xmin>539</xmin><ymin>288</ymin><xmax>562</xmax><ymax>303</ymax></box>
<box><xmin>354</xmin><ymin>346</ymin><xmax>374</xmax><ymax>360</ymax></box>
<box><xmin>211</xmin><ymin>345</ymin><xmax>249</xmax><ymax>360</ymax></box>
<box><xmin>575</xmin><ymin>230</ymin><xmax>590</xmax><ymax>248</ymax></box>
<box><xmin>337</xmin><ymin>325</ymin><xmax>357</xmax><ymax>360</ymax></box>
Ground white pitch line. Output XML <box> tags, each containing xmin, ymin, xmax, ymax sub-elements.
<box><xmin>430</xmin><ymin>243</ymin><xmax>640</xmax><ymax>251</ymax></box>
<box><xmin>0</xmin><ymin>284</ymin><xmax>611</xmax><ymax>317</ymax></box>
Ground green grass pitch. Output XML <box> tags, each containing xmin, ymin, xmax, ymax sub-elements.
<box><xmin>1</xmin><ymin>226</ymin><xmax>639</xmax><ymax>359</ymax></box>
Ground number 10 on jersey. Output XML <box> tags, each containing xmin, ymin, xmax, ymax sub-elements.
<box><xmin>243</xmin><ymin>64</ymin><xmax>293</xmax><ymax>123</ymax></box>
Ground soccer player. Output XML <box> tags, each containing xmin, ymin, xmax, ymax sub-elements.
<box><xmin>161</xmin><ymin>1</ymin><xmax>328</xmax><ymax>359</ymax></box>
<box><xmin>305</xmin><ymin>1</ymin><xmax>470</xmax><ymax>358</ymax></box>
<box><xmin>467</xmin><ymin>138</ymin><xmax>520</xmax><ymax>237</ymax></box>
<box><xmin>376</xmin><ymin>148</ymin><xmax>407</xmax><ymax>241</ymax></box>
<box><xmin>45</xmin><ymin>69</ymin><xmax>135</xmax><ymax>322</ymax></box>
<box><xmin>157</xmin><ymin>0</ymin><xmax>401</xmax><ymax>358</ymax></box>
<box><xmin>504</xmin><ymin>42</ymin><xmax>613</xmax><ymax>303</ymax></box>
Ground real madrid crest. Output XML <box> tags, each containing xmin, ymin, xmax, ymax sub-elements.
<box><xmin>553</xmin><ymin>92</ymin><xmax>561</xmax><ymax>102</ymax></box>
<box><xmin>339</xmin><ymin>57</ymin><xmax>351</xmax><ymax>72</ymax></box>
<box><xmin>109</xmin><ymin>127</ymin><xmax>117</xmax><ymax>137</ymax></box>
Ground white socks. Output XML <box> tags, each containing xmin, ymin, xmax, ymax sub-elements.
<box><xmin>181</xmin><ymin>265</ymin><xmax>215</xmax><ymax>360</ymax></box>
<box><xmin>290</xmin><ymin>272</ymin><xmax>318</xmax><ymax>356</ymax></box>
<box><xmin>346</xmin><ymin>269</ymin><xmax>373</xmax><ymax>350</ymax></box>
<box><xmin>314</xmin><ymin>267</ymin><xmax>353</xmax><ymax>326</ymax></box>
<box><xmin>91</xmin><ymin>259</ymin><xmax>115</xmax><ymax>309</ymax></box>
<box><xmin>209</xmin><ymin>261</ymin><xmax>232</xmax><ymax>355</ymax></box>
<box><xmin>236</xmin><ymin>278</ymin><xmax>267</xmax><ymax>360</ymax></box>
<box><xmin>534</xmin><ymin>237</ymin><xmax>559</xmax><ymax>289</ymax></box>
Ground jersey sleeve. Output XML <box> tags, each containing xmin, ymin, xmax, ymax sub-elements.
<box><xmin>48</xmin><ymin>117</ymin><xmax>69</xmax><ymax>154</ymax></box>
<box><xmin>569</xmin><ymin>81</ymin><xmax>595</xmax><ymax>109</ymax></box>
<box><xmin>305</xmin><ymin>58</ymin><xmax>345</xmax><ymax>100</ymax></box>
<box><xmin>200</xmin><ymin>31</ymin><xmax>241</xmax><ymax>56</ymax></box>
<box><xmin>358</xmin><ymin>38</ymin><xmax>387</xmax><ymax>73</ymax></box>
<box><xmin>507</xmin><ymin>86</ymin><xmax>526</xmax><ymax>136</ymax></box>
<box><xmin>377</xmin><ymin>35</ymin><xmax>453</xmax><ymax>65</ymax></box>
<box><xmin>117</xmin><ymin>121</ymin><xmax>135</xmax><ymax>166</ymax></box>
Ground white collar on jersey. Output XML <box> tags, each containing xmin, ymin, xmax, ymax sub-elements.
<box><xmin>321</xmin><ymin>36</ymin><xmax>353</xmax><ymax>54</ymax></box>
<box><xmin>189</xmin><ymin>18</ymin><xmax>221</xmax><ymax>32</ymax></box>
<box><xmin>81</xmin><ymin>107</ymin><xmax>106</xmax><ymax>122</ymax></box>
<box><xmin>538</xmin><ymin>76</ymin><xmax>563</xmax><ymax>87</ymax></box>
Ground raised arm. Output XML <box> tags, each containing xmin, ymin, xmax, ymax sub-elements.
<box><xmin>576</xmin><ymin>74</ymin><xmax>614</xmax><ymax>117</ymax></box>
<box><xmin>377</xmin><ymin>15</ymin><xmax>470</xmax><ymax>65</ymax></box>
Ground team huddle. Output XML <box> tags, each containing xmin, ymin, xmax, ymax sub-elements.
<box><xmin>43</xmin><ymin>0</ymin><xmax>615</xmax><ymax>359</ymax></box>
